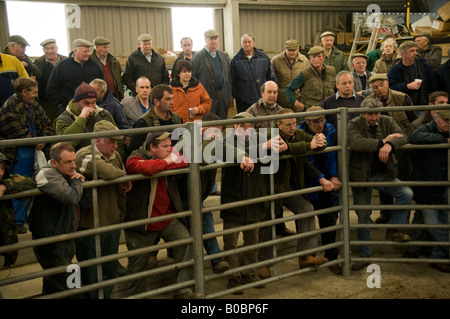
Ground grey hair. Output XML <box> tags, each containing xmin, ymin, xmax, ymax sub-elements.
<box><xmin>361</xmin><ymin>97</ymin><xmax>383</xmax><ymax>111</ymax></box>
<box><xmin>241</xmin><ymin>33</ymin><xmax>255</xmax><ymax>44</ymax></box>
<box><xmin>335</xmin><ymin>70</ymin><xmax>353</xmax><ymax>83</ymax></box>
<box><xmin>381</xmin><ymin>38</ymin><xmax>398</xmax><ymax>52</ymax></box>
<box><xmin>399</xmin><ymin>40</ymin><xmax>417</xmax><ymax>53</ymax></box>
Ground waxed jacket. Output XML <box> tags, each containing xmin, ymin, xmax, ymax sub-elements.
<box><xmin>231</xmin><ymin>47</ymin><xmax>276</xmax><ymax>106</ymax></box>
<box><xmin>170</xmin><ymin>76</ymin><xmax>212</xmax><ymax>123</ymax></box>
<box><xmin>417</xmin><ymin>45</ymin><xmax>442</xmax><ymax>70</ymax></box>
<box><xmin>348</xmin><ymin>115</ymin><xmax>407</xmax><ymax>182</ymax></box>
<box><xmin>410</xmin><ymin>120</ymin><xmax>448</xmax><ymax>204</ymax></box>
<box><xmin>220</xmin><ymin>131</ymin><xmax>269</xmax><ymax>222</ymax></box>
<box><xmin>122</xmin><ymin>48</ymin><xmax>169</xmax><ymax>92</ymax></box>
<box><xmin>271</xmin><ymin>51</ymin><xmax>310</xmax><ymax>110</ymax></box>
<box><xmin>324</xmin><ymin>46</ymin><xmax>349</xmax><ymax>73</ymax></box>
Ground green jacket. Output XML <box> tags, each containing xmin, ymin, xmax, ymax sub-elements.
<box><xmin>54</xmin><ymin>100</ymin><xmax>124</xmax><ymax>156</ymax></box>
<box><xmin>348</xmin><ymin>114</ymin><xmax>407</xmax><ymax>182</ymax></box>
<box><xmin>324</xmin><ymin>46</ymin><xmax>349</xmax><ymax>73</ymax></box>
<box><xmin>0</xmin><ymin>169</ymin><xmax>36</xmax><ymax>267</ymax></box>
<box><xmin>75</xmin><ymin>145</ymin><xmax>127</xmax><ymax>228</ymax></box>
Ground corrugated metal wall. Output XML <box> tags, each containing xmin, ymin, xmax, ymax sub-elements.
<box><xmin>67</xmin><ymin>5</ymin><xmax>173</xmax><ymax>57</ymax></box>
<box><xmin>239</xmin><ymin>9</ymin><xmax>346</xmax><ymax>54</ymax></box>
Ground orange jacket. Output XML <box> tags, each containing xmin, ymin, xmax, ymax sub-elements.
<box><xmin>170</xmin><ymin>77</ymin><xmax>212</xmax><ymax>122</ymax></box>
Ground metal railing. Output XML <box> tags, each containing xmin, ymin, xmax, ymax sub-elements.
<box><xmin>0</xmin><ymin>104</ymin><xmax>449</xmax><ymax>299</ymax></box>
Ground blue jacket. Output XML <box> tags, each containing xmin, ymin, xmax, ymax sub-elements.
<box><xmin>231</xmin><ymin>47</ymin><xmax>276</xmax><ymax>106</ymax></box>
<box><xmin>387</xmin><ymin>58</ymin><xmax>437</xmax><ymax>106</ymax></box>
<box><xmin>97</xmin><ymin>88</ymin><xmax>130</xmax><ymax>130</ymax></box>
<box><xmin>298</xmin><ymin>120</ymin><xmax>338</xmax><ymax>201</ymax></box>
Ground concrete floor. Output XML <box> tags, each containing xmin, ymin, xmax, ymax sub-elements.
<box><xmin>2</xmin><ymin>206</ymin><xmax>449</xmax><ymax>300</ymax></box>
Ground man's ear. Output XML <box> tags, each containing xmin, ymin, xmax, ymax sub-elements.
<box><xmin>50</xmin><ymin>158</ymin><xmax>57</xmax><ymax>168</ymax></box>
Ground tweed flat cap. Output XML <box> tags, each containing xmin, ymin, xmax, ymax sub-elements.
<box><xmin>305</xmin><ymin>106</ymin><xmax>326</xmax><ymax>120</ymax></box>
<box><xmin>233</xmin><ymin>112</ymin><xmax>254</xmax><ymax>119</ymax></box>
<box><xmin>284</xmin><ymin>39</ymin><xmax>299</xmax><ymax>50</ymax></box>
<box><xmin>94</xmin><ymin>120</ymin><xmax>122</xmax><ymax>141</ymax></box>
<box><xmin>434</xmin><ymin>109</ymin><xmax>449</xmax><ymax>120</ymax></box>
<box><xmin>204</xmin><ymin>29</ymin><xmax>219</xmax><ymax>38</ymax></box>
<box><xmin>308</xmin><ymin>46</ymin><xmax>325</xmax><ymax>56</ymax></box>
<box><xmin>138</xmin><ymin>34</ymin><xmax>152</xmax><ymax>41</ymax></box>
<box><xmin>93</xmin><ymin>37</ymin><xmax>111</xmax><ymax>45</ymax></box>
<box><xmin>320</xmin><ymin>31</ymin><xmax>335</xmax><ymax>39</ymax></box>
<box><xmin>73</xmin><ymin>39</ymin><xmax>93</xmax><ymax>48</ymax></box>
<box><xmin>40</xmin><ymin>38</ymin><xmax>56</xmax><ymax>47</ymax></box>
<box><xmin>351</xmin><ymin>53</ymin><xmax>368</xmax><ymax>60</ymax></box>
<box><xmin>414</xmin><ymin>32</ymin><xmax>431</xmax><ymax>41</ymax></box>
<box><xmin>369</xmin><ymin>73</ymin><xmax>388</xmax><ymax>83</ymax></box>
<box><xmin>9</xmin><ymin>35</ymin><xmax>29</xmax><ymax>47</ymax></box>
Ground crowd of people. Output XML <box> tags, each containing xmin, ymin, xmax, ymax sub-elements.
<box><xmin>0</xmin><ymin>28</ymin><xmax>449</xmax><ymax>299</ymax></box>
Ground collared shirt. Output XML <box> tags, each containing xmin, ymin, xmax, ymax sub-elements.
<box><xmin>335</xmin><ymin>91</ymin><xmax>356</xmax><ymax>100</ymax></box>
<box><xmin>140</xmin><ymin>49</ymin><xmax>152</xmax><ymax>63</ymax></box>
<box><xmin>205</xmin><ymin>47</ymin><xmax>216</xmax><ymax>58</ymax></box>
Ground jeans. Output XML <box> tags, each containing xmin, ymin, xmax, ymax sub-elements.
<box><xmin>352</xmin><ymin>174</ymin><xmax>413</xmax><ymax>257</ymax></box>
<box><xmin>422</xmin><ymin>208</ymin><xmax>449</xmax><ymax>259</ymax></box>
<box><xmin>183</xmin><ymin>199</ymin><xmax>223</xmax><ymax>266</ymax></box>
<box><xmin>11</xmin><ymin>146</ymin><xmax>35</xmax><ymax>225</ymax></box>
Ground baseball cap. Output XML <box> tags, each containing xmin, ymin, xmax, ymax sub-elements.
<box><xmin>146</xmin><ymin>131</ymin><xmax>171</xmax><ymax>145</ymax></box>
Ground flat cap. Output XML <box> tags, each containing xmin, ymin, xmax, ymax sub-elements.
<box><xmin>305</xmin><ymin>106</ymin><xmax>326</xmax><ymax>120</ymax></box>
<box><xmin>308</xmin><ymin>46</ymin><xmax>325</xmax><ymax>56</ymax></box>
<box><xmin>204</xmin><ymin>29</ymin><xmax>219</xmax><ymax>38</ymax></box>
<box><xmin>369</xmin><ymin>73</ymin><xmax>388</xmax><ymax>83</ymax></box>
<box><xmin>0</xmin><ymin>152</ymin><xmax>12</xmax><ymax>167</ymax></box>
<box><xmin>233</xmin><ymin>112</ymin><xmax>254</xmax><ymax>119</ymax></box>
<box><xmin>94</xmin><ymin>120</ymin><xmax>122</xmax><ymax>141</ymax></box>
<box><xmin>138</xmin><ymin>34</ymin><xmax>152</xmax><ymax>42</ymax></box>
<box><xmin>435</xmin><ymin>109</ymin><xmax>449</xmax><ymax>120</ymax></box>
<box><xmin>146</xmin><ymin>131</ymin><xmax>171</xmax><ymax>145</ymax></box>
<box><xmin>284</xmin><ymin>39</ymin><xmax>299</xmax><ymax>50</ymax></box>
<box><xmin>9</xmin><ymin>35</ymin><xmax>29</xmax><ymax>47</ymax></box>
<box><xmin>414</xmin><ymin>32</ymin><xmax>431</xmax><ymax>40</ymax></box>
<box><xmin>73</xmin><ymin>38</ymin><xmax>93</xmax><ymax>48</ymax></box>
<box><xmin>351</xmin><ymin>53</ymin><xmax>368</xmax><ymax>60</ymax></box>
<box><xmin>93</xmin><ymin>37</ymin><xmax>111</xmax><ymax>45</ymax></box>
<box><xmin>320</xmin><ymin>31</ymin><xmax>335</xmax><ymax>39</ymax></box>
<box><xmin>40</xmin><ymin>38</ymin><xmax>56</xmax><ymax>47</ymax></box>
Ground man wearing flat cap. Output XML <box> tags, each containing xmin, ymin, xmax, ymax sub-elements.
<box><xmin>47</xmin><ymin>38</ymin><xmax>104</xmax><ymax>115</ymax></box>
<box><xmin>191</xmin><ymin>29</ymin><xmax>232</xmax><ymax>120</ymax></box>
<box><xmin>124</xmin><ymin>131</ymin><xmax>202</xmax><ymax>298</ymax></box>
<box><xmin>285</xmin><ymin>46</ymin><xmax>336</xmax><ymax>112</ymax></box>
<box><xmin>91</xmin><ymin>37</ymin><xmax>124</xmax><ymax>101</ymax></box>
<box><xmin>33</xmin><ymin>39</ymin><xmax>67</xmax><ymax>122</ymax></box>
<box><xmin>320</xmin><ymin>31</ymin><xmax>349</xmax><ymax>73</ymax></box>
<box><xmin>4</xmin><ymin>35</ymin><xmax>41</xmax><ymax>80</ymax></box>
<box><xmin>75</xmin><ymin>120</ymin><xmax>131</xmax><ymax>298</ymax></box>
<box><xmin>122</xmin><ymin>33</ymin><xmax>170</xmax><ymax>94</ymax></box>
<box><xmin>414</xmin><ymin>33</ymin><xmax>442</xmax><ymax>70</ymax></box>
<box><xmin>271</xmin><ymin>39</ymin><xmax>310</xmax><ymax>111</ymax></box>
<box><xmin>351</xmin><ymin>53</ymin><xmax>374</xmax><ymax>97</ymax></box>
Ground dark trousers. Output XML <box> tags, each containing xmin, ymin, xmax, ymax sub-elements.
<box><xmin>75</xmin><ymin>229</ymin><xmax>121</xmax><ymax>299</ymax></box>
<box><xmin>33</xmin><ymin>240</ymin><xmax>79</xmax><ymax>297</ymax></box>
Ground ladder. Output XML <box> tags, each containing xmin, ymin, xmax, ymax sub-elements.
<box><xmin>349</xmin><ymin>14</ymin><xmax>382</xmax><ymax>71</ymax></box>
